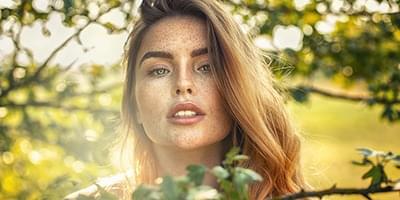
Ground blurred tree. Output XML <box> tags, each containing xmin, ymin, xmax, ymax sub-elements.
<box><xmin>0</xmin><ymin>0</ymin><xmax>399</xmax><ymax>199</ymax></box>
<box><xmin>0</xmin><ymin>0</ymin><xmax>136</xmax><ymax>198</ymax></box>
<box><xmin>224</xmin><ymin>0</ymin><xmax>400</xmax><ymax>122</ymax></box>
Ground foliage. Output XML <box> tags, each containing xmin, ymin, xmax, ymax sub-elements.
<box><xmin>224</xmin><ymin>0</ymin><xmax>400</xmax><ymax>121</ymax></box>
<box><xmin>1</xmin><ymin>0</ymin><xmax>400</xmax><ymax>199</ymax></box>
<box><xmin>0</xmin><ymin>0</ymin><xmax>135</xmax><ymax>199</ymax></box>
<box><xmin>75</xmin><ymin>147</ymin><xmax>262</xmax><ymax>200</ymax></box>
<box><xmin>353</xmin><ymin>147</ymin><xmax>400</xmax><ymax>188</ymax></box>
<box><xmin>132</xmin><ymin>147</ymin><xmax>262</xmax><ymax>200</ymax></box>
<box><xmin>278</xmin><ymin>148</ymin><xmax>400</xmax><ymax>199</ymax></box>
<box><xmin>74</xmin><ymin>147</ymin><xmax>400</xmax><ymax>200</ymax></box>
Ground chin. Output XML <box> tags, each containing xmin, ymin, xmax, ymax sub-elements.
<box><xmin>170</xmin><ymin>132</ymin><xmax>226</xmax><ymax>151</ymax></box>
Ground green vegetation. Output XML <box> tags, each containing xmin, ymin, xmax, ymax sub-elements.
<box><xmin>290</xmin><ymin>95</ymin><xmax>400</xmax><ymax>199</ymax></box>
<box><xmin>1</xmin><ymin>0</ymin><xmax>400</xmax><ymax>199</ymax></box>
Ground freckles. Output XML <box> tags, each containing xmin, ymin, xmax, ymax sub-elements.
<box><xmin>148</xmin><ymin>22</ymin><xmax>206</xmax><ymax>50</ymax></box>
<box><xmin>176</xmin><ymin>134</ymin><xmax>195</xmax><ymax>146</ymax></box>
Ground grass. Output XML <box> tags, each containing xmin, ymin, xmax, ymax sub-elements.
<box><xmin>287</xmin><ymin>95</ymin><xmax>400</xmax><ymax>200</ymax></box>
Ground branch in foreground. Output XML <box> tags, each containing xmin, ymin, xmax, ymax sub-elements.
<box><xmin>276</xmin><ymin>185</ymin><xmax>400</xmax><ymax>200</ymax></box>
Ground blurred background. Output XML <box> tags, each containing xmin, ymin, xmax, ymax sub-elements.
<box><xmin>0</xmin><ymin>0</ymin><xmax>399</xmax><ymax>199</ymax></box>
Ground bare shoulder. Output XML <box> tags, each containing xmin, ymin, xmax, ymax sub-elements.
<box><xmin>64</xmin><ymin>171</ymin><xmax>135</xmax><ymax>200</ymax></box>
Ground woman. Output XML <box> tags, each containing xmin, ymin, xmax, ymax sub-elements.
<box><xmin>66</xmin><ymin>0</ymin><xmax>306</xmax><ymax>199</ymax></box>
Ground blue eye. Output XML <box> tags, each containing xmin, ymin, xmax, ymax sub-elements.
<box><xmin>150</xmin><ymin>68</ymin><xmax>170</xmax><ymax>76</ymax></box>
<box><xmin>198</xmin><ymin>64</ymin><xmax>211</xmax><ymax>73</ymax></box>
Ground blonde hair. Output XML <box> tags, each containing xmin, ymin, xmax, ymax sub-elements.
<box><xmin>113</xmin><ymin>0</ymin><xmax>306</xmax><ymax>199</ymax></box>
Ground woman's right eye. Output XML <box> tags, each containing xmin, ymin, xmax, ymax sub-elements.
<box><xmin>149</xmin><ymin>68</ymin><xmax>170</xmax><ymax>76</ymax></box>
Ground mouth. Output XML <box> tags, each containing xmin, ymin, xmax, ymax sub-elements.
<box><xmin>167</xmin><ymin>102</ymin><xmax>206</xmax><ymax>125</ymax></box>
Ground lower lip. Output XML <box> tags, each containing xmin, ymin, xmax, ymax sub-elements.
<box><xmin>168</xmin><ymin>115</ymin><xmax>205</xmax><ymax>125</ymax></box>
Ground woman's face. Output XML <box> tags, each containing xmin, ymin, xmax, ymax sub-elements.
<box><xmin>134</xmin><ymin>15</ymin><xmax>233</xmax><ymax>150</ymax></box>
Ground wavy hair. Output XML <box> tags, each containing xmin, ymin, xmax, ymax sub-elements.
<box><xmin>113</xmin><ymin>0</ymin><xmax>306</xmax><ymax>199</ymax></box>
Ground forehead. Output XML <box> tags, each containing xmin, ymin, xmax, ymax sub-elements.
<box><xmin>138</xmin><ymin>15</ymin><xmax>208</xmax><ymax>57</ymax></box>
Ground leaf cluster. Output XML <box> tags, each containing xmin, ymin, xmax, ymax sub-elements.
<box><xmin>132</xmin><ymin>147</ymin><xmax>262</xmax><ymax>200</ymax></box>
<box><xmin>353</xmin><ymin>147</ymin><xmax>400</xmax><ymax>189</ymax></box>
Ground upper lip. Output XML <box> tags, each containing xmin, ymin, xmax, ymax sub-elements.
<box><xmin>167</xmin><ymin>102</ymin><xmax>206</xmax><ymax>118</ymax></box>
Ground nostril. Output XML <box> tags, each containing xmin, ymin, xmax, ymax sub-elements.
<box><xmin>187</xmin><ymin>88</ymin><xmax>192</xmax><ymax>94</ymax></box>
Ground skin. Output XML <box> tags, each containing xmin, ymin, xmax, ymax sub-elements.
<box><xmin>134</xmin><ymin>15</ymin><xmax>233</xmax><ymax>186</ymax></box>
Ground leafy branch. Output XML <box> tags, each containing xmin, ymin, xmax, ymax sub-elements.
<box><xmin>277</xmin><ymin>148</ymin><xmax>400</xmax><ymax>200</ymax></box>
<box><xmin>79</xmin><ymin>148</ymin><xmax>400</xmax><ymax>200</ymax></box>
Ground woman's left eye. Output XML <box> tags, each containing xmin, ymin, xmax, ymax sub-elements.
<box><xmin>149</xmin><ymin>68</ymin><xmax>170</xmax><ymax>76</ymax></box>
<box><xmin>198</xmin><ymin>64</ymin><xmax>211</xmax><ymax>73</ymax></box>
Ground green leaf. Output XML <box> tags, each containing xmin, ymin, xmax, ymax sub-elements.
<box><xmin>232</xmin><ymin>155</ymin><xmax>249</xmax><ymax>162</ymax></box>
<box><xmin>362</xmin><ymin>164</ymin><xmax>386</xmax><ymax>188</ymax></box>
<box><xmin>232</xmin><ymin>167</ymin><xmax>262</xmax><ymax>198</ymax></box>
<box><xmin>232</xmin><ymin>170</ymin><xmax>250</xmax><ymax>200</ymax></box>
<box><xmin>187</xmin><ymin>164</ymin><xmax>206</xmax><ymax>186</ymax></box>
<box><xmin>174</xmin><ymin>176</ymin><xmax>190</xmax><ymax>188</ymax></box>
<box><xmin>132</xmin><ymin>185</ymin><xmax>160</xmax><ymax>200</ymax></box>
<box><xmin>362</xmin><ymin>166</ymin><xmax>378</xmax><ymax>180</ymax></box>
<box><xmin>223</xmin><ymin>147</ymin><xmax>241</xmax><ymax>166</ymax></box>
<box><xmin>290</xmin><ymin>87</ymin><xmax>309</xmax><ymax>103</ymax></box>
<box><xmin>236</xmin><ymin>168</ymin><xmax>263</xmax><ymax>182</ymax></box>
<box><xmin>356</xmin><ymin>147</ymin><xmax>374</xmax><ymax>157</ymax></box>
<box><xmin>160</xmin><ymin>176</ymin><xmax>181</xmax><ymax>200</ymax></box>
<box><xmin>211</xmin><ymin>166</ymin><xmax>229</xmax><ymax>180</ymax></box>
<box><xmin>187</xmin><ymin>186</ymin><xmax>220</xmax><ymax>200</ymax></box>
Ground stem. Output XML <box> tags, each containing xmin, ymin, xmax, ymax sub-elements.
<box><xmin>275</xmin><ymin>186</ymin><xmax>400</xmax><ymax>200</ymax></box>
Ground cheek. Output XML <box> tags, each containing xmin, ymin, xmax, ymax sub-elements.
<box><xmin>205</xmin><ymin>84</ymin><xmax>233</xmax><ymax>135</ymax></box>
<box><xmin>135</xmin><ymin>80</ymin><xmax>168</xmax><ymax>122</ymax></box>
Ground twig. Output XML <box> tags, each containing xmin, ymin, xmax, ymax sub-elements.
<box><xmin>276</xmin><ymin>186</ymin><xmax>400</xmax><ymax>200</ymax></box>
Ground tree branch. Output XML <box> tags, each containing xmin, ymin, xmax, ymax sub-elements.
<box><xmin>0</xmin><ymin>22</ymin><xmax>90</xmax><ymax>98</ymax></box>
<box><xmin>4</xmin><ymin>101</ymin><xmax>116</xmax><ymax>113</ymax></box>
<box><xmin>291</xmin><ymin>85</ymin><xmax>400</xmax><ymax>104</ymax></box>
<box><xmin>276</xmin><ymin>185</ymin><xmax>400</xmax><ymax>200</ymax></box>
<box><xmin>0</xmin><ymin>5</ymin><xmax>121</xmax><ymax>99</ymax></box>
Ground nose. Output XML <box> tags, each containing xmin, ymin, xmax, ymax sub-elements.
<box><xmin>173</xmin><ymin>68</ymin><xmax>196</xmax><ymax>96</ymax></box>
<box><xmin>176</xmin><ymin>87</ymin><xmax>192</xmax><ymax>95</ymax></box>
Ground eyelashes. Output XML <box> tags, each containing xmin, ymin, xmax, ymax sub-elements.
<box><xmin>150</xmin><ymin>68</ymin><xmax>170</xmax><ymax>76</ymax></box>
<box><xmin>148</xmin><ymin>63</ymin><xmax>212</xmax><ymax>77</ymax></box>
<box><xmin>197</xmin><ymin>64</ymin><xmax>211</xmax><ymax>73</ymax></box>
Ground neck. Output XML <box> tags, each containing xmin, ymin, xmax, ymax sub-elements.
<box><xmin>152</xmin><ymin>136</ymin><xmax>231</xmax><ymax>188</ymax></box>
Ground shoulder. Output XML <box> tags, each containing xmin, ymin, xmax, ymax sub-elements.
<box><xmin>64</xmin><ymin>171</ymin><xmax>135</xmax><ymax>200</ymax></box>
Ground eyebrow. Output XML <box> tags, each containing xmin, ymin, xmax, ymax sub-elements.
<box><xmin>139</xmin><ymin>47</ymin><xmax>208</xmax><ymax>65</ymax></box>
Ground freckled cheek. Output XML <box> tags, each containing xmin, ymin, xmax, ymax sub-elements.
<box><xmin>201</xmin><ymin>83</ymin><xmax>231</xmax><ymax>124</ymax></box>
<box><xmin>136</xmin><ymin>81</ymin><xmax>170</xmax><ymax>122</ymax></box>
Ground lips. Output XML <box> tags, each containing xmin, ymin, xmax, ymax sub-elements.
<box><xmin>167</xmin><ymin>102</ymin><xmax>206</xmax><ymax>125</ymax></box>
